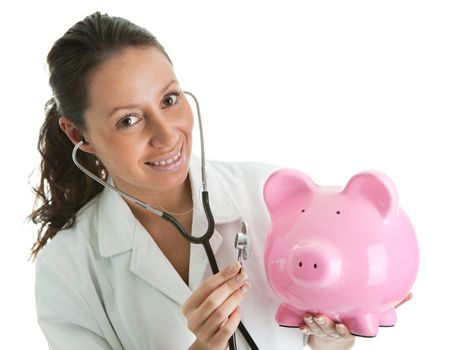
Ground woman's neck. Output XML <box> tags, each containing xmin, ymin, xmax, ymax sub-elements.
<box><xmin>122</xmin><ymin>176</ymin><xmax>193</xmax><ymax>227</ymax></box>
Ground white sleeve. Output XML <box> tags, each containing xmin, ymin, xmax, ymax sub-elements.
<box><xmin>35</xmin><ymin>255</ymin><xmax>121</xmax><ymax>350</ymax></box>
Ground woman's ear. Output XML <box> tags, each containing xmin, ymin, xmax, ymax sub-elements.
<box><xmin>58</xmin><ymin>116</ymin><xmax>96</xmax><ymax>154</ymax></box>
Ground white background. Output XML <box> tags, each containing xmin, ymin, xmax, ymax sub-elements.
<box><xmin>1</xmin><ymin>0</ymin><xmax>451</xmax><ymax>349</ymax></box>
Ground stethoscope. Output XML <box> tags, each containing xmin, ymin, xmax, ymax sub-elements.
<box><xmin>71</xmin><ymin>91</ymin><xmax>259</xmax><ymax>350</ymax></box>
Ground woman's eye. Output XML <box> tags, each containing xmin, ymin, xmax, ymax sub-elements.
<box><xmin>117</xmin><ymin>114</ymin><xmax>140</xmax><ymax>128</ymax></box>
<box><xmin>163</xmin><ymin>91</ymin><xmax>181</xmax><ymax>108</ymax></box>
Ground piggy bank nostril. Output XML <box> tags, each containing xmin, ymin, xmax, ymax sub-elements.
<box><xmin>299</xmin><ymin>262</ymin><xmax>303</xmax><ymax>267</ymax></box>
<box><xmin>314</xmin><ymin>264</ymin><xmax>318</xmax><ymax>269</ymax></box>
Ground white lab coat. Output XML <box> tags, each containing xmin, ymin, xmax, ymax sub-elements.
<box><xmin>35</xmin><ymin>152</ymin><xmax>308</xmax><ymax>349</ymax></box>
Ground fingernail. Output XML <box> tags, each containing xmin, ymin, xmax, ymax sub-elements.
<box><xmin>336</xmin><ymin>324</ymin><xmax>345</xmax><ymax>334</ymax></box>
<box><xmin>241</xmin><ymin>282</ymin><xmax>251</xmax><ymax>293</ymax></box>
<box><xmin>236</xmin><ymin>272</ymin><xmax>247</xmax><ymax>284</ymax></box>
<box><xmin>226</xmin><ymin>262</ymin><xmax>240</xmax><ymax>274</ymax></box>
<box><xmin>305</xmin><ymin>316</ymin><xmax>313</xmax><ymax>324</ymax></box>
<box><xmin>315</xmin><ymin>317</ymin><xmax>324</xmax><ymax>324</ymax></box>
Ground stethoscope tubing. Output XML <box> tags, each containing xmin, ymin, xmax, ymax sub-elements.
<box><xmin>71</xmin><ymin>91</ymin><xmax>259</xmax><ymax>350</ymax></box>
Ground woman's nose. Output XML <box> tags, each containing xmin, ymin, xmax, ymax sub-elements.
<box><xmin>147</xmin><ymin>113</ymin><xmax>179</xmax><ymax>148</ymax></box>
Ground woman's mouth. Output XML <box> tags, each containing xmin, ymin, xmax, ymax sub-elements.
<box><xmin>150</xmin><ymin>149</ymin><xmax>182</xmax><ymax>166</ymax></box>
<box><xmin>145</xmin><ymin>144</ymin><xmax>184</xmax><ymax>172</ymax></box>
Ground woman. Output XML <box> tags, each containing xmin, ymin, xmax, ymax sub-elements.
<box><xmin>30</xmin><ymin>11</ymin><xmax>359</xmax><ymax>349</ymax></box>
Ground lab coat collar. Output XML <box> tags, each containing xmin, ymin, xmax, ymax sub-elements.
<box><xmin>97</xmin><ymin>153</ymin><xmax>241</xmax><ymax>305</ymax></box>
<box><xmin>187</xmin><ymin>152</ymin><xmax>241</xmax><ymax>224</ymax></box>
<box><xmin>97</xmin><ymin>151</ymin><xmax>241</xmax><ymax>257</ymax></box>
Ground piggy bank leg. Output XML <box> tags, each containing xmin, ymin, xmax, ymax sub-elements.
<box><xmin>379</xmin><ymin>308</ymin><xmax>397</xmax><ymax>327</ymax></box>
<box><xmin>276</xmin><ymin>304</ymin><xmax>304</xmax><ymax>328</ymax></box>
<box><xmin>344</xmin><ymin>313</ymin><xmax>379</xmax><ymax>337</ymax></box>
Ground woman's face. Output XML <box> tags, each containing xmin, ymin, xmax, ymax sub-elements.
<box><xmin>82</xmin><ymin>46</ymin><xmax>194</xmax><ymax>196</ymax></box>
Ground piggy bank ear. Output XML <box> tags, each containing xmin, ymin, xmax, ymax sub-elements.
<box><xmin>342</xmin><ymin>171</ymin><xmax>399</xmax><ymax>219</ymax></box>
<box><xmin>263</xmin><ymin>169</ymin><xmax>317</xmax><ymax>217</ymax></box>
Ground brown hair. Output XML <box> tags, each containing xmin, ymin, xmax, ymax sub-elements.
<box><xmin>28</xmin><ymin>12</ymin><xmax>173</xmax><ymax>259</ymax></box>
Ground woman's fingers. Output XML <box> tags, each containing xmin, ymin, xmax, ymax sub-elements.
<box><xmin>303</xmin><ymin>314</ymin><xmax>321</xmax><ymax>336</ymax></box>
<box><xmin>395</xmin><ymin>292</ymin><xmax>413</xmax><ymax>308</ymax></box>
<box><xmin>211</xmin><ymin>305</ymin><xmax>242</xmax><ymax>347</ymax></box>
<box><xmin>335</xmin><ymin>323</ymin><xmax>351</xmax><ymax>337</ymax></box>
<box><xmin>301</xmin><ymin>291</ymin><xmax>413</xmax><ymax>340</ymax></box>
<box><xmin>302</xmin><ymin>314</ymin><xmax>353</xmax><ymax>340</ymax></box>
<box><xmin>181</xmin><ymin>261</ymin><xmax>251</xmax><ymax>350</ymax></box>
<box><xmin>182</xmin><ymin>261</ymin><xmax>241</xmax><ymax>316</ymax></box>
<box><xmin>197</xmin><ymin>282</ymin><xmax>250</xmax><ymax>342</ymax></box>
<box><xmin>189</xmin><ymin>269</ymin><xmax>249</xmax><ymax>332</ymax></box>
<box><xmin>303</xmin><ymin>314</ymin><xmax>340</xmax><ymax>339</ymax></box>
<box><xmin>314</xmin><ymin>316</ymin><xmax>341</xmax><ymax>338</ymax></box>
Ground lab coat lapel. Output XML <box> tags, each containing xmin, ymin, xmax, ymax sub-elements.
<box><xmin>187</xmin><ymin>152</ymin><xmax>241</xmax><ymax>225</ymax></box>
<box><xmin>98</xmin><ymin>179</ymin><xmax>135</xmax><ymax>257</ymax></box>
<box><xmin>188</xmin><ymin>214</ymin><xmax>224</xmax><ymax>290</ymax></box>
<box><xmin>128</xmin><ymin>153</ymin><xmax>241</xmax><ymax>305</ymax></box>
<box><xmin>187</xmin><ymin>153</ymin><xmax>242</xmax><ymax>289</ymax></box>
<box><xmin>98</xmin><ymin>152</ymin><xmax>242</xmax><ymax>306</ymax></box>
<box><xmin>130</xmin><ymin>221</ymin><xmax>193</xmax><ymax>306</ymax></box>
<box><xmin>98</xmin><ymin>177</ymin><xmax>192</xmax><ymax>306</ymax></box>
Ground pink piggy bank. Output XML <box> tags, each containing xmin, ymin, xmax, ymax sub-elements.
<box><xmin>263</xmin><ymin>169</ymin><xmax>419</xmax><ymax>337</ymax></box>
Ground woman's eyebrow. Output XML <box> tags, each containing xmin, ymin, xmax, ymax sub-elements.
<box><xmin>106</xmin><ymin>79</ymin><xmax>178</xmax><ymax>118</ymax></box>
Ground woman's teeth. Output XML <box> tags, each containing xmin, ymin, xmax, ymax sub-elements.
<box><xmin>152</xmin><ymin>151</ymin><xmax>181</xmax><ymax>166</ymax></box>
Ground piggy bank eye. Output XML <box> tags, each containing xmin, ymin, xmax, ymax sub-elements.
<box><xmin>301</xmin><ymin>209</ymin><xmax>306</xmax><ymax>213</ymax></box>
<box><xmin>336</xmin><ymin>211</ymin><xmax>341</xmax><ymax>215</ymax></box>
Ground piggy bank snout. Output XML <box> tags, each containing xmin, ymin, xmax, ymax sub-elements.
<box><xmin>289</xmin><ymin>244</ymin><xmax>342</xmax><ymax>287</ymax></box>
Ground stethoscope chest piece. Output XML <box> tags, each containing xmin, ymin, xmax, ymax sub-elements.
<box><xmin>72</xmin><ymin>92</ymin><xmax>259</xmax><ymax>350</ymax></box>
<box><xmin>235</xmin><ymin>221</ymin><xmax>250</xmax><ymax>264</ymax></box>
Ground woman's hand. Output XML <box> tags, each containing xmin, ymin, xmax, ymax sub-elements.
<box><xmin>302</xmin><ymin>314</ymin><xmax>355</xmax><ymax>350</ymax></box>
<box><xmin>182</xmin><ymin>262</ymin><xmax>250</xmax><ymax>350</ymax></box>
<box><xmin>395</xmin><ymin>292</ymin><xmax>413</xmax><ymax>308</ymax></box>
<box><xmin>303</xmin><ymin>292</ymin><xmax>413</xmax><ymax>350</ymax></box>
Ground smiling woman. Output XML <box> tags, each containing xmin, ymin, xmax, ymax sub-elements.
<box><xmin>60</xmin><ymin>45</ymin><xmax>194</xmax><ymax>207</ymax></box>
<box><xmin>27</xmin><ymin>11</ymin><xmax>351</xmax><ymax>350</ymax></box>
<box><xmin>29</xmin><ymin>12</ymin><xmax>181</xmax><ymax>259</ymax></box>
